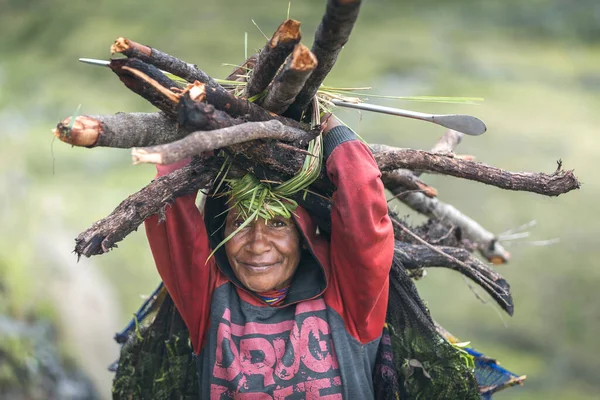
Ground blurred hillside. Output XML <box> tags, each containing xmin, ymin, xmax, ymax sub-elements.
<box><xmin>0</xmin><ymin>0</ymin><xmax>598</xmax><ymax>398</ymax></box>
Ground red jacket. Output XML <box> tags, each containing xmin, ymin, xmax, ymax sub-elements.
<box><xmin>145</xmin><ymin>127</ymin><xmax>395</xmax><ymax>398</ymax></box>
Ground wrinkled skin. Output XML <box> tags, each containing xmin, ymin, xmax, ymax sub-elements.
<box><xmin>224</xmin><ymin>210</ymin><xmax>301</xmax><ymax>293</ymax></box>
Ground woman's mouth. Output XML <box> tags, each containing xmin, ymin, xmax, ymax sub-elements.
<box><xmin>239</xmin><ymin>261</ymin><xmax>281</xmax><ymax>272</ymax></box>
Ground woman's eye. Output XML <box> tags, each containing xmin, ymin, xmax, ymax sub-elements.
<box><xmin>233</xmin><ymin>219</ymin><xmax>245</xmax><ymax>228</ymax></box>
<box><xmin>269</xmin><ymin>219</ymin><xmax>286</xmax><ymax>227</ymax></box>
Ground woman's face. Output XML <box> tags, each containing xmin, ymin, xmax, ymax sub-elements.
<box><xmin>224</xmin><ymin>210</ymin><xmax>301</xmax><ymax>293</ymax></box>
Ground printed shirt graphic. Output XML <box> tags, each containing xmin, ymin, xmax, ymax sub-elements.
<box><xmin>205</xmin><ymin>286</ymin><xmax>342</xmax><ymax>398</ymax></box>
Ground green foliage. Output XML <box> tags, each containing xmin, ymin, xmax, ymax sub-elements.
<box><xmin>112</xmin><ymin>298</ymin><xmax>197</xmax><ymax>399</ymax></box>
<box><xmin>211</xmin><ymin>134</ymin><xmax>322</xmax><ymax>256</ymax></box>
<box><xmin>391</xmin><ymin>329</ymin><xmax>480</xmax><ymax>399</ymax></box>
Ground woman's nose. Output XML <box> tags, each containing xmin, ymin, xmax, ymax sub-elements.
<box><xmin>246</xmin><ymin>222</ymin><xmax>272</xmax><ymax>254</ymax></box>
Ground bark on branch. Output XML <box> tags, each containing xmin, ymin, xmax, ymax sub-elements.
<box><xmin>74</xmin><ymin>157</ymin><xmax>219</xmax><ymax>258</ymax></box>
<box><xmin>289</xmin><ymin>0</ymin><xmax>362</xmax><ymax>115</ymax></box>
<box><xmin>245</xmin><ymin>20</ymin><xmax>302</xmax><ymax>98</ymax></box>
<box><xmin>131</xmin><ymin>120</ymin><xmax>316</xmax><ymax>165</ymax></box>
<box><xmin>53</xmin><ymin>112</ymin><xmax>186</xmax><ymax>148</ymax></box>
<box><xmin>111</xmin><ymin>37</ymin><xmax>222</xmax><ymax>90</ymax></box>
<box><xmin>260</xmin><ymin>44</ymin><xmax>318</xmax><ymax>115</ymax></box>
<box><xmin>394</xmin><ymin>240</ymin><xmax>513</xmax><ymax>315</ymax></box>
<box><xmin>375</xmin><ymin>148</ymin><xmax>580</xmax><ymax>196</ymax></box>
<box><xmin>109</xmin><ymin>58</ymin><xmax>181</xmax><ymax>118</ymax></box>
<box><xmin>400</xmin><ymin>194</ymin><xmax>511</xmax><ymax>264</ymax></box>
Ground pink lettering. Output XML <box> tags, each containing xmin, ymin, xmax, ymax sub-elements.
<box><xmin>295</xmin><ymin>298</ymin><xmax>326</xmax><ymax>314</ymax></box>
<box><xmin>300</xmin><ymin>317</ymin><xmax>339</xmax><ymax>373</ymax></box>
<box><xmin>235</xmin><ymin>393</ymin><xmax>273</xmax><ymax>400</ymax></box>
<box><xmin>239</xmin><ymin>337</ymin><xmax>276</xmax><ymax>387</ymax></box>
<box><xmin>210</xmin><ymin>383</ymin><xmax>230</xmax><ymax>397</ymax></box>
<box><xmin>212</xmin><ymin>308</ymin><xmax>342</xmax><ymax>396</ymax></box>
<box><xmin>230</xmin><ymin>320</ymin><xmax>295</xmax><ymax>336</ymax></box>
<box><xmin>273</xmin><ymin>384</ymin><xmax>295</xmax><ymax>399</ymax></box>
<box><xmin>274</xmin><ymin>324</ymin><xmax>301</xmax><ymax>381</ymax></box>
<box><xmin>213</xmin><ymin>321</ymin><xmax>242</xmax><ymax>381</ymax></box>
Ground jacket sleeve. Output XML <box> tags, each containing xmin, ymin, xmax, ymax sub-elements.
<box><xmin>144</xmin><ymin>159</ymin><xmax>216</xmax><ymax>353</ymax></box>
<box><xmin>323</xmin><ymin>126</ymin><xmax>395</xmax><ymax>344</ymax></box>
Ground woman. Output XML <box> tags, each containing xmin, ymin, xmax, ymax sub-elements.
<box><xmin>144</xmin><ymin>116</ymin><xmax>395</xmax><ymax>398</ymax></box>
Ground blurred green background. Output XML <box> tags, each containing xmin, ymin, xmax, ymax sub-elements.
<box><xmin>1</xmin><ymin>0</ymin><xmax>598</xmax><ymax>398</ymax></box>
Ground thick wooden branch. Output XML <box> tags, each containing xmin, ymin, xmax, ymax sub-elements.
<box><xmin>52</xmin><ymin>95</ymin><xmax>245</xmax><ymax>149</ymax></box>
<box><xmin>375</xmin><ymin>149</ymin><xmax>580</xmax><ymax>196</ymax></box>
<box><xmin>132</xmin><ymin>120</ymin><xmax>315</xmax><ymax>165</ymax></box>
<box><xmin>74</xmin><ymin>157</ymin><xmax>219</xmax><ymax>258</ymax></box>
<box><xmin>176</xmin><ymin>90</ymin><xmax>243</xmax><ymax>131</ymax></box>
<box><xmin>245</xmin><ymin>20</ymin><xmax>302</xmax><ymax>98</ymax></box>
<box><xmin>111</xmin><ymin>37</ymin><xmax>222</xmax><ymax>90</ymax></box>
<box><xmin>109</xmin><ymin>58</ymin><xmax>181</xmax><ymax>118</ymax></box>
<box><xmin>394</xmin><ymin>241</ymin><xmax>513</xmax><ymax>315</ymax></box>
<box><xmin>260</xmin><ymin>44</ymin><xmax>318</xmax><ymax>115</ymax></box>
<box><xmin>196</xmin><ymin>82</ymin><xmax>308</xmax><ymax>129</ymax></box>
<box><xmin>374</xmin><ymin>130</ymin><xmax>464</xmax><ymax>175</ymax></box>
<box><xmin>53</xmin><ymin>112</ymin><xmax>186</xmax><ymax>148</ymax></box>
<box><xmin>290</xmin><ymin>0</ymin><xmax>362</xmax><ymax>114</ymax></box>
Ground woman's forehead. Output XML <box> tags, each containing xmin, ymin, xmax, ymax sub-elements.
<box><xmin>225</xmin><ymin>209</ymin><xmax>293</xmax><ymax>222</ymax></box>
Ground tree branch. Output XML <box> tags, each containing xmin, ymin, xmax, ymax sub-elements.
<box><xmin>131</xmin><ymin>120</ymin><xmax>315</xmax><ymax>165</ymax></box>
<box><xmin>53</xmin><ymin>112</ymin><xmax>186</xmax><ymax>148</ymax></box>
<box><xmin>289</xmin><ymin>0</ymin><xmax>362</xmax><ymax>115</ymax></box>
<box><xmin>109</xmin><ymin>58</ymin><xmax>181</xmax><ymax>118</ymax></box>
<box><xmin>375</xmin><ymin>148</ymin><xmax>580</xmax><ymax>196</ymax></box>
<box><xmin>245</xmin><ymin>19</ymin><xmax>302</xmax><ymax>98</ymax></box>
<box><xmin>260</xmin><ymin>44</ymin><xmax>318</xmax><ymax>115</ymax></box>
<box><xmin>74</xmin><ymin>156</ymin><xmax>219</xmax><ymax>258</ymax></box>
<box><xmin>393</xmin><ymin>238</ymin><xmax>513</xmax><ymax>315</ymax></box>
<box><xmin>111</xmin><ymin>37</ymin><xmax>222</xmax><ymax>90</ymax></box>
<box><xmin>400</xmin><ymin>193</ymin><xmax>511</xmax><ymax>264</ymax></box>
<box><xmin>195</xmin><ymin>82</ymin><xmax>308</xmax><ymax>129</ymax></box>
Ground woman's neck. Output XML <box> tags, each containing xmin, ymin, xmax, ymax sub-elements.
<box><xmin>257</xmin><ymin>285</ymin><xmax>290</xmax><ymax>306</ymax></box>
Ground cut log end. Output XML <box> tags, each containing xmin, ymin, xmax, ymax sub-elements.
<box><xmin>111</xmin><ymin>37</ymin><xmax>151</xmax><ymax>56</ymax></box>
<box><xmin>271</xmin><ymin>19</ymin><xmax>301</xmax><ymax>48</ymax></box>
<box><xmin>189</xmin><ymin>81</ymin><xmax>207</xmax><ymax>102</ymax></box>
<box><xmin>54</xmin><ymin>116</ymin><xmax>102</xmax><ymax>147</ymax></box>
<box><xmin>415</xmin><ymin>182</ymin><xmax>438</xmax><ymax>198</ymax></box>
<box><xmin>489</xmin><ymin>253</ymin><xmax>510</xmax><ymax>265</ymax></box>
<box><xmin>291</xmin><ymin>44</ymin><xmax>318</xmax><ymax>71</ymax></box>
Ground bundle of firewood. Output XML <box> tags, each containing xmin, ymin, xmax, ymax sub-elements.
<box><xmin>53</xmin><ymin>0</ymin><xmax>578</xmax><ymax>335</ymax></box>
